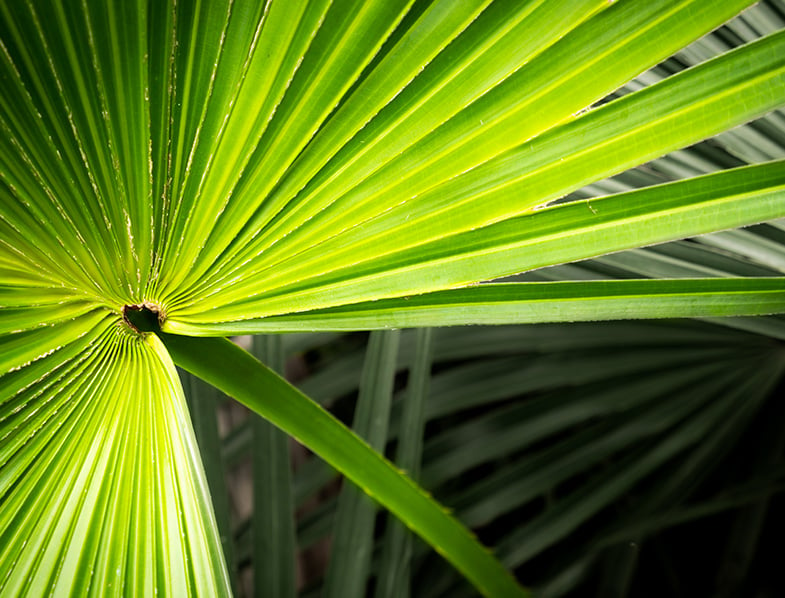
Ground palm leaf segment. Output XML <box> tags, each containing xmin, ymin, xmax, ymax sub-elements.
<box><xmin>1</xmin><ymin>1</ymin><xmax>784</xmax><ymax>595</ymax></box>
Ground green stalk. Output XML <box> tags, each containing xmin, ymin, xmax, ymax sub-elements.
<box><xmin>160</xmin><ymin>332</ymin><xmax>528</xmax><ymax>598</ymax></box>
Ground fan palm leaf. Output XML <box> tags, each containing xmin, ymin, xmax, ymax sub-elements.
<box><xmin>2</xmin><ymin>1</ymin><xmax>784</xmax><ymax>596</ymax></box>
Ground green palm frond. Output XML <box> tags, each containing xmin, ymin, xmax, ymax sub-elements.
<box><xmin>1</xmin><ymin>318</ymin><xmax>230</xmax><ymax>594</ymax></box>
<box><xmin>2</xmin><ymin>1</ymin><xmax>785</xmax><ymax>596</ymax></box>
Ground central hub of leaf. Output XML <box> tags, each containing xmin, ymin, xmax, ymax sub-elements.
<box><xmin>122</xmin><ymin>303</ymin><xmax>163</xmax><ymax>334</ymax></box>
